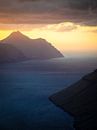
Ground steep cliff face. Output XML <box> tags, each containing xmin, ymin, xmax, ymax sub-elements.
<box><xmin>1</xmin><ymin>31</ymin><xmax>64</xmax><ymax>60</ymax></box>
<box><xmin>50</xmin><ymin>69</ymin><xmax>97</xmax><ymax>130</ymax></box>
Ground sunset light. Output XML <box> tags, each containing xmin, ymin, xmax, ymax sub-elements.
<box><xmin>0</xmin><ymin>0</ymin><xmax>97</xmax><ymax>130</ymax></box>
<box><xmin>0</xmin><ymin>22</ymin><xmax>97</xmax><ymax>55</ymax></box>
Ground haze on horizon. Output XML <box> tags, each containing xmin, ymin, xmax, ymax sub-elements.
<box><xmin>0</xmin><ymin>0</ymin><xmax>97</xmax><ymax>56</ymax></box>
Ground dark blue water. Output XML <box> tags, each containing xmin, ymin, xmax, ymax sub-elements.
<box><xmin>0</xmin><ymin>57</ymin><xmax>97</xmax><ymax>130</ymax></box>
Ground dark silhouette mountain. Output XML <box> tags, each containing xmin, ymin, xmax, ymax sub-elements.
<box><xmin>1</xmin><ymin>31</ymin><xmax>64</xmax><ymax>60</ymax></box>
<box><xmin>50</xmin><ymin>69</ymin><xmax>97</xmax><ymax>130</ymax></box>
<box><xmin>0</xmin><ymin>43</ymin><xmax>27</xmax><ymax>63</ymax></box>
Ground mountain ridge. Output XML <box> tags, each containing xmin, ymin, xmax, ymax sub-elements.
<box><xmin>0</xmin><ymin>31</ymin><xmax>64</xmax><ymax>62</ymax></box>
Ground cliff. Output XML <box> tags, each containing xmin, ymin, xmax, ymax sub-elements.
<box><xmin>49</xmin><ymin>69</ymin><xmax>97</xmax><ymax>130</ymax></box>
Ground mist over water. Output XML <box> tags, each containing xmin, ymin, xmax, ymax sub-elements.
<box><xmin>0</xmin><ymin>57</ymin><xmax>97</xmax><ymax>130</ymax></box>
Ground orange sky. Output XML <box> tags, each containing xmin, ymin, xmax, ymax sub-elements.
<box><xmin>0</xmin><ymin>22</ymin><xmax>97</xmax><ymax>55</ymax></box>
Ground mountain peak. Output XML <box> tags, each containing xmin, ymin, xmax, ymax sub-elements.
<box><xmin>10</xmin><ymin>31</ymin><xmax>22</xmax><ymax>36</ymax></box>
<box><xmin>9</xmin><ymin>31</ymin><xmax>29</xmax><ymax>39</ymax></box>
<box><xmin>2</xmin><ymin>31</ymin><xmax>30</xmax><ymax>43</ymax></box>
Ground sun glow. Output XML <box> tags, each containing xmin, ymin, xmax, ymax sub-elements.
<box><xmin>0</xmin><ymin>22</ymin><xmax>97</xmax><ymax>55</ymax></box>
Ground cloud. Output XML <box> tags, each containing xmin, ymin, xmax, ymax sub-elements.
<box><xmin>66</xmin><ymin>0</ymin><xmax>97</xmax><ymax>10</ymax></box>
<box><xmin>18</xmin><ymin>0</ymin><xmax>41</xmax><ymax>2</ymax></box>
<box><xmin>0</xmin><ymin>0</ymin><xmax>97</xmax><ymax>26</ymax></box>
<box><xmin>43</xmin><ymin>22</ymin><xmax>78</xmax><ymax>32</ymax></box>
<box><xmin>0</xmin><ymin>23</ymin><xmax>46</xmax><ymax>31</ymax></box>
<box><xmin>57</xmin><ymin>23</ymin><xmax>78</xmax><ymax>32</ymax></box>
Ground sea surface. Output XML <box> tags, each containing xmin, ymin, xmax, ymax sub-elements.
<box><xmin>0</xmin><ymin>57</ymin><xmax>97</xmax><ymax>130</ymax></box>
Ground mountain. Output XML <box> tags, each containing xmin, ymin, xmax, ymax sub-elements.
<box><xmin>1</xmin><ymin>31</ymin><xmax>64</xmax><ymax>60</ymax></box>
<box><xmin>0</xmin><ymin>43</ymin><xmax>27</xmax><ymax>63</ymax></box>
<box><xmin>50</xmin><ymin>69</ymin><xmax>97</xmax><ymax>130</ymax></box>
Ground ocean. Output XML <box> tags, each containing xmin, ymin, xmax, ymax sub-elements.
<box><xmin>0</xmin><ymin>57</ymin><xmax>97</xmax><ymax>130</ymax></box>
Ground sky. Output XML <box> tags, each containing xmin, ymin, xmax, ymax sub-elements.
<box><xmin>0</xmin><ymin>0</ymin><xmax>97</xmax><ymax>56</ymax></box>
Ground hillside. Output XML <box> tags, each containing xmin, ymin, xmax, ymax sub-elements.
<box><xmin>0</xmin><ymin>43</ymin><xmax>27</xmax><ymax>63</ymax></box>
<box><xmin>1</xmin><ymin>31</ymin><xmax>64</xmax><ymax>60</ymax></box>
<box><xmin>50</xmin><ymin>69</ymin><xmax>97</xmax><ymax>130</ymax></box>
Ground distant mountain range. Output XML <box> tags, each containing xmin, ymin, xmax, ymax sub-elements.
<box><xmin>0</xmin><ymin>31</ymin><xmax>63</xmax><ymax>63</ymax></box>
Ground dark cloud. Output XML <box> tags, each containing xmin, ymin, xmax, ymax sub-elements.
<box><xmin>0</xmin><ymin>0</ymin><xmax>97</xmax><ymax>26</ymax></box>
<box><xmin>66</xmin><ymin>0</ymin><xmax>97</xmax><ymax>10</ymax></box>
<box><xmin>18</xmin><ymin>0</ymin><xmax>41</xmax><ymax>2</ymax></box>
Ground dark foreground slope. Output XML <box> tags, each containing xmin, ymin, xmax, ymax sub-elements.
<box><xmin>50</xmin><ymin>69</ymin><xmax>97</xmax><ymax>130</ymax></box>
<box><xmin>1</xmin><ymin>31</ymin><xmax>63</xmax><ymax>60</ymax></box>
<box><xmin>0</xmin><ymin>43</ymin><xmax>27</xmax><ymax>63</ymax></box>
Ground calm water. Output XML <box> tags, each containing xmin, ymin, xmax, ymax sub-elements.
<box><xmin>0</xmin><ymin>57</ymin><xmax>97</xmax><ymax>130</ymax></box>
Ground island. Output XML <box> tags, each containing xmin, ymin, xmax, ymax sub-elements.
<box><xmin>0</xmin><ymin>31</ymin><xmax>63</xmax><ymax>63</ymax></box>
